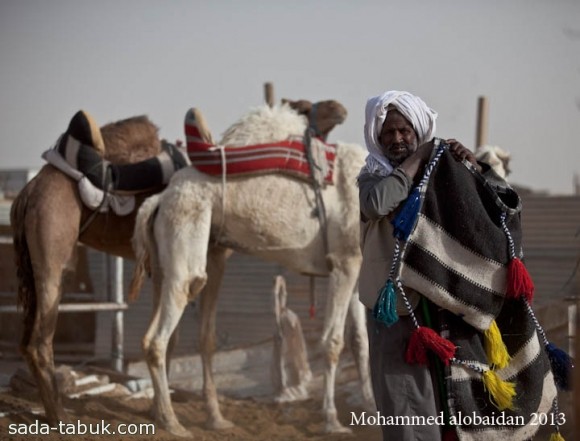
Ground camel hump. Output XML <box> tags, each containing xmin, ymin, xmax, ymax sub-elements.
<box><xmin>67</xmin><ymin>110</ymin><xmax>105</xmax><ymax>154</ymax></box>
<box><xmin>184</xmin><ymin>108</ymin><xmax>214</xmax><ymax>145</ymax></box>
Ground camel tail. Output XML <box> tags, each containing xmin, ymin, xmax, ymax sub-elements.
<box><xmin>10</xmin><ymin>190</ymin><xmax>36</xmax><ymax>346</ymax></box>
<box><xmin>128</xmin><ymin>194</ymin><xmax>161</xmax><ymax>302</ymax></box>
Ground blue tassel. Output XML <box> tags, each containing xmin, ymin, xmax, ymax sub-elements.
<box><xmin>546</xmin><ymin>342</ymin><xmax>574</xmax><ymax>391</ymax></box>
<box><xmin>373</xmin><ymin>280</ymin><xmax>399</xmax><ymax>326</ymax></box>
<box><xmin>392</xmin><ymin>187</ymin><xmax>422</xmax><ymax>240</ymax></box>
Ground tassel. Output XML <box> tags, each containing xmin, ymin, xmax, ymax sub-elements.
<box><xmin>405</xmin><ymin>326</ymin><xmax>456</xmax><ymax>366</ymax></box>
<box><xmin>373</xmin><ymin>280</ymin><xmax>398</xmax><ymax>326</ymax></box>
<box><xmin>406</xmin><ymin>328</ymin><xmax>429</xmax><ymax>365</ymax></box>
<box><xmin>309</xmin><ymin>304</ymin><xmax>316</xmax><ymax>320</ymax></box>
<box><xmin>506</xmin><ymin>258</ymin><xmax>534</xmax><ymax>302</ymax></box>
<box><xmin>549</xmin><ymin>430</ymin><xmax>565</xmax><ymax>441</ymax></box>
<box><xmin>546</xmin><ymin>342</ymin><xmax>574</xmax><ymax>391</ymax></box>
<box><xmin>391</xmin><ymin>187</ymin><xmax>422</xmax><ymax>240</ymax></box>
<box><xmin>484</xmin><ymin>320</ymin><xmax>511</xmax><ymax>369</ymax></box>
<box><xmin>482</xmin><ymin>370</ymin><xmax>516</xmax><ymax>411</ymax></box>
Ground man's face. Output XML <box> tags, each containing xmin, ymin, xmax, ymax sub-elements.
<box><xmin>379</xmin><ymin>109</ymin><xmax>418</xmax><ymax>165</ymax></box>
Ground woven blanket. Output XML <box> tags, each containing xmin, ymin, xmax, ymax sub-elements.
<box><xmin>185</xmin><ymin>119</ymin><xmax>337</xmax><ymax>185</ymax></box>
<box><xmin>396</xmin><ymin>147</ymin><xmax>558</xmax><ymax>440</ymax></box>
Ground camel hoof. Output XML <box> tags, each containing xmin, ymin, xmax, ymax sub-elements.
<box><xmin>154</xmin><ymin>411</ymin><xmax>191</xmax><ymax>438</ymax></box>
<box><xmin>163</xmin><ymin>421</ymin><xmax>192</xmax><ymax>438</ymax></box>
<box><xmin>46</xmin><ymin>410</ymin><xmax>72</xmax><ymax>426</ymax></box>
<box><xmin>207</xmin><ymin>417</ymin><xmax>235</xmax><ymax>430</ymax></box>
<box><xmin>325</xmin><ymin>418</ymin><xmax>352</xmax><ymax>434</ymax></box>
<box><xmin>274</xmin><ymin>386</ymin><xmax>309</xmax><ymax>403</ymax></box>
<box><xmin>324</xmin><ymin>411</ymin><xmax>352</xmax><ymax>433</ymax></box>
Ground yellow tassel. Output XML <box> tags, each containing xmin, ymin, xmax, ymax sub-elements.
<box><xmin>484</xmin><ymin>320</ymin><xmax>511</xmax><ymax>369</ymax></box>
<box><xmin>550</xmin><ymin>431</ymin><xmax>565</xmax><ymax>441</ymax></box>
<box><xmin>482</xmin><ymin>370</ymin><xmax>516</xmax><ymax>411</ymax></box>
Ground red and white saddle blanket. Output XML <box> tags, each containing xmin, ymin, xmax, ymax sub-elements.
<box><xmin>185</xmin><ymin>111</ymin><xmax>337</xmax><ymax>185</ymax></box>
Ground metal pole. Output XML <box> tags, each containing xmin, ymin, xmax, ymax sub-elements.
<box><xmin>111</xmin><ymin>256</ymin><xmax>124</xmax><ymax>372</ymax></box>
<box><xmin>0</xmin><ymin>303</ymin><xmax>128</xmax><ymax>313</ymax></box>
<box><xmin>475</xmin><ymin>96</ymin><xmax>489</xmax><ymax>149</ymax></box>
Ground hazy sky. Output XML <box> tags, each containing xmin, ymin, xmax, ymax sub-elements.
<box><xmin>1</xmin><ymin>0</ymin><xmax>579</xmax><ymax>194</ymax></box>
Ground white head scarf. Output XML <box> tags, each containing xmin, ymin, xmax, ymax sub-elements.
<box><xmin>362</xmin><ymin>90</ymin><xmax>438</xmax><ymax>177</ymax></box>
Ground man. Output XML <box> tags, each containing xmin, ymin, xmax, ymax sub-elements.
<box><xmin>357</xmin><ymin>90</ymin><xmax>480</xmax><ymax>440</ymax></box>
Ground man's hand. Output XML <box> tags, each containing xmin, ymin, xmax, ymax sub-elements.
<box><xmin>416</xmin><ymin>140</ymin><xmax>435</xmax><ymax>161</ymax></box>
<box><xmin>446</xmin><ymin>139</ymin><xmax>482</xmax><ymax>172</ymax></box>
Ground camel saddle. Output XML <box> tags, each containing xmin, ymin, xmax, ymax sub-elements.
<box><xmin>184</xmin><ymin>108</ymin><xmax>337</xmax><ymax>185</ymax></box>
<box><xmin>43</xmin><ymin>110</ymin><xmax>189</xmax><ymax>215</ymax></box>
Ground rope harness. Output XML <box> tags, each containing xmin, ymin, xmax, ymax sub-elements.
<box><xmin>303</xmin><ymin>127</ymin><xmax>329</xmax><ymax>255</ymax></box>
<box><xmin>304</xmin><ymin>102</ymin><xmax>329</xmax><ymax>318</ymax></box>
<box><xmin>210</xmin><ymin>144</ymin><xmax>228</xmax><ymax>246</ymax></box>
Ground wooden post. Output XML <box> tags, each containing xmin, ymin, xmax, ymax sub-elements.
<box><xmin>264</xmin><ymin>82</ymin><xmax>275</xmax><ymax>108</ymax></box>
<box><xmin>475</xmin><ymin>96</ymin><xmax>489</xmax><ymax>148</ymax></box>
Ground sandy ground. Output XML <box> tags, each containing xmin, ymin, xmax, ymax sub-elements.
<box><xmin>0</xmin><ymin>390</ymin><xmax>379</xmax><ymax>441</ymax></box>
<box><xmin>0</xmin><ymin>342</ymin><xmax>574</xmax><ymax>441</ymax></box>
<box><xmin>0</xmin><ymin>349</ymin><xmax>381</xmax><ymax>441</ymax></box>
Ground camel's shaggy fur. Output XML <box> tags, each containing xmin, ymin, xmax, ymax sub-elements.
<box><xmin>100</xmin><ymin>115</ymin><xmax>161</xmax><ymax>163</ymax></box>
<box><xmin>220</xmin><ymin>104</ymin><xmax>307</xmax><ymax>146</ymax></box>
<box><xmin>131</xmin><ymin>103</ymin><xmax>372</xmax><ymax>436</ymax></box>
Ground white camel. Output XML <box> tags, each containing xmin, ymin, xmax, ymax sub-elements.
<box><xmin>130</xmin><ymin>101</ymin><xmax>373</xmax><ymax>437</ymax></box>
<box><xmin>475</xmin><ymin>144</ymin><xmax>511</xmax><ymax>180</ymax></box>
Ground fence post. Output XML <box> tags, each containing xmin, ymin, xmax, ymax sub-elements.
<box><xmin>111</xmin><ymin>256</ymin><xmax>124</xmax><ymax>372</ymax></box>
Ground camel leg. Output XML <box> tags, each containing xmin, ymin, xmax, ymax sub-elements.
<box><xmin>17</xmin><ymin>176</ymin><xmax>81</xmax><ymax>425</ymax></box>
<box><xmin>20</xmin><ymin>265</ymin><xmax>70</xmax><ymax>425</ymax></box>
<box><xmin>143</xmin><ymin>282</ymin><xmax>191</xmax><ymax>437</ymax></box>
<box><xmin>199</xmin><ymin>245</ymin><xmax>234</xmax><ymax>430</ymax></box>
<box><xmin>148</xmin><ymin>250</ymin><xmax>179</xmax><ymax>379</ymax></box>
<box><xmin>347</xmin><ymin>288</ymin><xmax>375</xmax><ymax>410</ymax></box>
<box><xmin>320</xmin><ymin>257</ymin><xmax>360</xmax><ymax>434</ymax></box>
<box><xmin>142</xmin><ymin>202</ymin><xmax>211</xmax><ymax>437</ymax></box>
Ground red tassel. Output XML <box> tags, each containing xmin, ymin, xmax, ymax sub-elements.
<box><xmin>406</xmin><ymin>328</ymin><xmax>429</xmax><ymax>365</ymax></box>
<box><xmin>506</xmin><ymin>258</ymin><xmax>534</xmax><ymax>302</ymax></box>
<box><xmin>405</xmin><ymin>327</ymin><xmax>456</xmax><ymax>366</ymax></box>
<box><xmin>309</xmin><ymin>304</ymin><xmax>316</xmax><ymax>319</ymax></box>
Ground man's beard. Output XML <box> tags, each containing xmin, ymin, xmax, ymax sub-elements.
<box><xmin>385</xmin><ymin>143</ymin><xmax>414</xmax><ymax>166</ymax></box>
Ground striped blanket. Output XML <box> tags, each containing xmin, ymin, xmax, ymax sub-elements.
<box><xmin>396</xmin><ymin>145</ymin><xmax>559</xmax><ymax>440</ymax></box>
<box><xmin>185</xmin><ymin>111</ymin><xmax>337</xmax><ymax>184</ymax></box>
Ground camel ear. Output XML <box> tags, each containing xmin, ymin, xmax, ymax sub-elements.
<box><xmin>282</xmin><ymin>99</ymin><xmax>313</xmax><ymax>116</ymax></box>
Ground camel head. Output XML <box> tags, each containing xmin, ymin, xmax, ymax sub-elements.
<box><xmin>281</xmin><ymin>99</ymin><xmax>347</xmax><ymax>140</ymax></box>
<box><xmin>475</xmin><ymin>145</ymin><xmax>512</xmax><ymax>180</ymax></box>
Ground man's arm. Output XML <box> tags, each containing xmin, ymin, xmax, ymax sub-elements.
<box><xmin>358</xmin><ymin>169</ymin><xmax>412</xmax><ymax>221</ymax></box>
<box><xmin>358</xmin><ymin>142</ymin><xmax>434</xmax><ymax>221</ymax></box>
